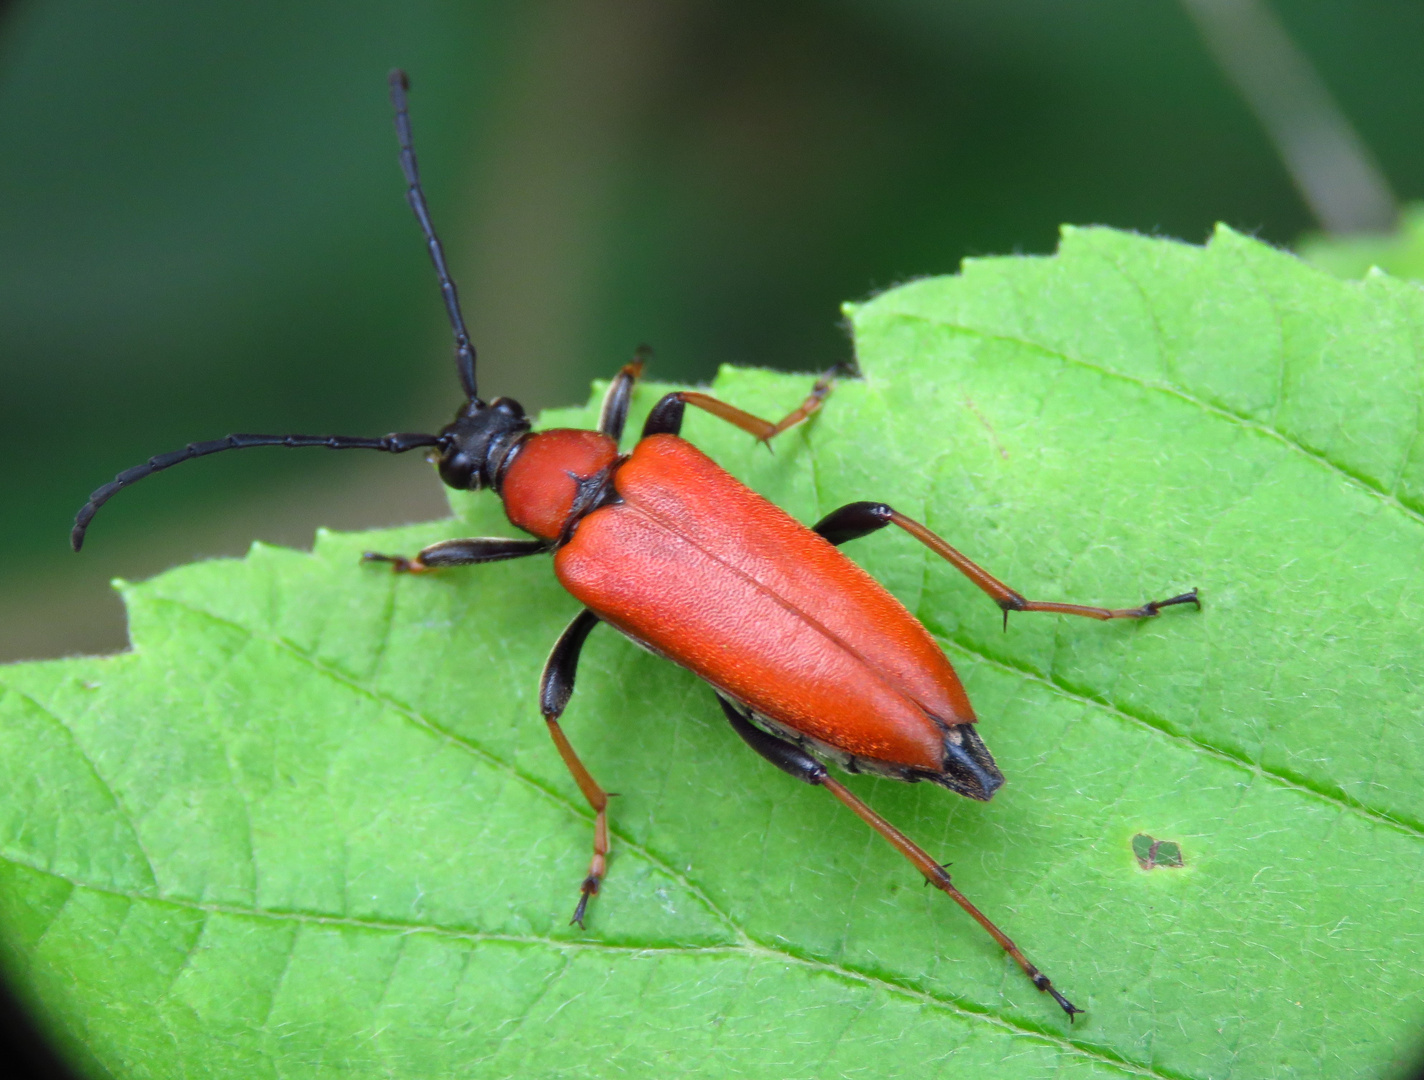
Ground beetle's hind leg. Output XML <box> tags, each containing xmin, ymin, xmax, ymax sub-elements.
<box><xmin>641</xmin><ymin>363</ymin><xmax>853</xmax><ymax>444</ymax></box>
<box><xmin>361</xmin><ymin>536</ymin><xmax>547</xmax><ymax>573</ymax></box>
<box><xmin>812</xmin><ymin>501</ymin><xmax>1199</xmax><ymax>628</ymax></box>
<box><xmin>716</xmin><ymin>693</ymin><xmax>1083</xmax><ymax>1020</ymax></box>
<box><xmin>541</xmin><ymin>609</ymin><xmax>613</xmax><ymax>927</ymax></box>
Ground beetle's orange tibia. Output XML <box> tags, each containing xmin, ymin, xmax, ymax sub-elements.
<box><xmin>817</xmin><ymin>774</ymin><xmax>1082</xmax><ymax>1018</ymax></box>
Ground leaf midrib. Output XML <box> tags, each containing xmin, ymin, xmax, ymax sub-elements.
<box><xmin>125</xmin><ymin>560</ymin><xmax>1424</xmax><ymax>898</ymax></box>
<box><xmin>146</xmin><ymin>587</ymin><xmax>1422</xmax><ymax>864</ymax></box>
<box><xmin>0</xmin><ymin>856</ymin><xmax>1190</xmax><ymax>1080</ymax></box>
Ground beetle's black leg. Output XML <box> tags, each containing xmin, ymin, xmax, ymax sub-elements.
<box><xmin>811</xmin><ymin>501</ymin><xmax>895</xmax><ymax>546</ymax></box>
<box><xmin>599</xmin><ymin>346</ymin><xmax>650</xmax><ymax>443</ymax></box>
<box><xmin>717</xmin><ymin>691</ymin><xmax>1082</xmax><ymax>1020</ymax></box>
<box><xmin>641</xmin><ymin>393</ymin><xmax>687</xmax><ymax>438</ymax></box>
<box><xmin>362</xmin><ymin>536</ymin><xmax>547</xmax><ymax>573</ymax></box>
<box><xmin>715</xmin><ymin>695</ymin><xmax>827</xmax><ymax>785</ymax></box>
<box><xmin>539</xmin><ymin>609</ymin><xmax>611</xmax><ymax>928</ymax></box>
<box><xmin>639</xmin><ymin>364</ymin><xmax>850</xmax><ymax>444</ymax></box>
<box><xmin>812</xmin><ymin>501</ymin><xmax>1199</xmax><ymax>625</ymax></box>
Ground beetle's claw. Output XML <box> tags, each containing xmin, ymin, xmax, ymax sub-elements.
<box><xmin>1031</xmin><ymin>972</ymin><xmax>1083</xmax><ymax>1020</ymax></box>
<box><xmin>570</xmin><ymin>875</ymin><xmax>600</xmax><ymax>928</ymax></box>
<box><xmin>1051</xmin><ymin>988</ymin><xmax>1085</xmax><ymax>1021</ymax></box>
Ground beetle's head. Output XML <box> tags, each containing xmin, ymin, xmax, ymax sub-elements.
<box><xmin>434</xmin><ymin>396</ymin><xmax>531</xmax><ymax>491</ymax></box>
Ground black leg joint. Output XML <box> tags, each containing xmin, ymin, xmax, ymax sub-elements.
<box><xmin>716</xmin><ymin>695</ymin><xmax>827</xmax><ymax>786</ymax></box>
<box><xmin>996</xmin><ymin>593</ymin><xmax>1027</xmax><ymax>631</ymax></box>
<box><xmin>541</xmin><ymin>609</ymin><xmax>602</xmax><ymax>720</ymax></box>
<box><xmin>811</xmin><ymin>501</ymin><xmax>894</xmax><ymax>546</ymax></box>
<box><xmin>641</xmin><ymin>393</ymin><xmax>686</xmax><ymax>439</ymax></box>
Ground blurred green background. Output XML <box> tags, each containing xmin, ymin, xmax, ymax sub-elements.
<box><xmin>3</xmin><ymin>0</ymin><xmax>1423</xmax><ymax>664</ymax></box>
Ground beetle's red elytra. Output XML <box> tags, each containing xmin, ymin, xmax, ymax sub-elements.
<box><xmin>557</xmin><ymin>433</ymin><xmax>980</xmax><ymax>775</ymax></box>
<box><xmin>72</xmin><ymin>70</ymin><xmax>1200</xmax><ymax>1021</ymax></box>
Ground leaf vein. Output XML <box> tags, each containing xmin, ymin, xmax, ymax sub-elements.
<box><xmin>930</xmin><ymin>636</ymin><xmax>1424</xmax><ymax>840</ymax></box>
<box><xmin>0</xmin><ymin>684</ymin><xmax>161</xmax><ymax>888</ymax></box>
<box><xmin>143</xmin><ymin>596</ymin><xmax>747</xmax><ymax>943</ymax></box>
<box><xmin>0</xmin><ymin>855</ymin><xmax>1193</xmax><ymax>1080</ymax></box>
<box><xmin>886</xmin><ymin>312</ymin><xmax>1424</xmax><ymax>528</ymax></box>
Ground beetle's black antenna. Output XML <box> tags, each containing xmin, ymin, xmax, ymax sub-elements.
<box><xmin>388</xmin><ymin>69</ymin><xmax>479</xmax><ymax>402</ymax></box>
<box><xmin>71</xmin><ymin>431</ymin><xmax>445</xmax><ymax>551</ymax></box>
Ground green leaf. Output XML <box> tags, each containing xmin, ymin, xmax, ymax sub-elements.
<box><xmin>4</xmin><ymin>224</ymin><xmax>1423</xmax><ymax>1079</ymax></box>
<box><xmin>1299</xmin><ymin>202</ymin><xmax>1424</xmax><ymax>282</ymax></box>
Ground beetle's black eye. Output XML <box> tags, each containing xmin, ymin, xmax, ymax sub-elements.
<box><xmin>491</xmin><ymin>397</ymin><xmax>525</xmax><ymax>417</ymax></box>
<box><xmin>438</xmin><ymin>448</ymin><xmax>479</xmax><ymax>490</ymax></box>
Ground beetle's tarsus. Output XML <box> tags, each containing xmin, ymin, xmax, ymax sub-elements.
<box><xmin>1051</xmin><ymin>987</ymin><xmax>1084</xmax><ymax>1021</ymax></box>
<box><xmin>1031</xmin><ymin>971</ymin><xmax>1083</xmax><ymax>1020</ymax></box>
<box><xmin>1168</xmin><ymin>587</ymin><xmax>1201</xmax><ymax>610</ymax></box>
<box><xmin>1141</xmin><ymin>588</ymin><xmax>1200</xmax><ymax>617</ymax></box>
<box><xmin>362</xmin><ymin>551</ymin><xmax>424</xmax><ymax>574</ymax></box>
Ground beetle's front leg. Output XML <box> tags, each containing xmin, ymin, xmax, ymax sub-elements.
<box><xmin>362</xmin><ymin>536</ymin><xmax>547</xmax><ymax>573</ymax></box>
<box><xmin>812</xmin><ymin>501</ymin><xmax>1199</xmax><ymax>628</ymax></box>
<box><xmin>540</xmin><ymin>608</ymin><xmax>612</xmax><ymax>927</ymax></box>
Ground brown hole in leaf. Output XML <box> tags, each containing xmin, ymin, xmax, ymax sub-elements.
<box><xmin>1132</xmin><ymin>833</ymin><xmax>1184</xmax><ymax>870</ymax></box>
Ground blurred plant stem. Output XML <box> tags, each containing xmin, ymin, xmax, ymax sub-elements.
<box><xmin>459</xmin><ymin>0</ymin><xmax>698</xmax><ymax>410</ymax></box>
<box><xmin>1181</xmin><ymin>0</ymin><xmax>1397</xmax><ymax>235</ymax></box>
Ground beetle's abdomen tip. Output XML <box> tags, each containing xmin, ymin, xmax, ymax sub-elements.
<box><xmin>939</xmin><ymin>724</ymin><xmax>1004</xmax><ymax>800</ymax></box>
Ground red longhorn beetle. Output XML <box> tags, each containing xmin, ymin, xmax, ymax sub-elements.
<box><xmin>73</xmin><ymin>71</ymin><xmax>1199</xmax><ymax>1020</ymax></box>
